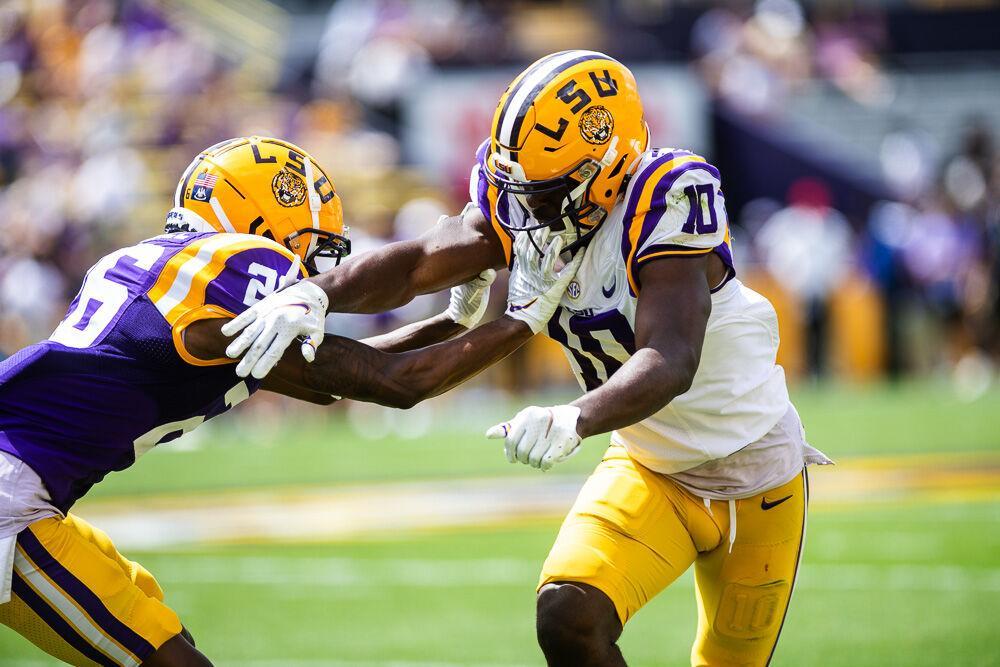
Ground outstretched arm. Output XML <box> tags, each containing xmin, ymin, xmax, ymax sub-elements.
<box><xmin>222</xmin><ymin>207</ymin><xmax>508</xmax><ymax>378</ymax></box>
<box><xmin>184</xmin><ymin>314</ymin><xmax>529</xmax><ymax>408</ymax></box>
<box><xmin>186</xmin><ymin>235</ymin><xmax>576</xmax><ymax>408</ymax></box>
<box><xmin>359</xmin><ymin>313</ymin><xmax>467</xmax><ymax>354</ymax></box>
<box><xmin>282</xmin><ymin>316</ymin><xmax>532</xmax><ymax>408</ymax></box>
<box><xmin>359</xmin><ymin>267</ymin><xmax>496</xmax><ymax>353</ymax></box>
<box><xmin>320</xmin><ymin>207</ymin><xmax>507</xmax><ymax>314</ymax></box>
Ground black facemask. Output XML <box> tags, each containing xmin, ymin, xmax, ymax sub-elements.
<box><xmin>486</xmin><ymin>158</ymin><xmax>606</xmax><ymax>257</ymax></box>
<box><xmin>285</xmin><ymin>229</ymin><xmax>351</xmax><ymax>276</ymax></box>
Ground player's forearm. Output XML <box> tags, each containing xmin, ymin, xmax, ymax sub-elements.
<box><xmin>383</xmin><ymin>315</ymin><xmax>533</xmax><ymax>406</ymax></box>
<box><xmin>307</xmin><ymin>211</ymin><xmax>505</xmax><ymax>315</ymax></box>
<box><xmin>297</xmin><ymin>316</ymin><xmax>532</xmax><ymax>409</ymax></box>
<box><xmin>571</xmin><ymin>348</ymin><xmax>696</xmax><ymax>439</ymax></box>
<box><xmin>307</xmin><ymin>241</ymin><xmax>432</xmax><ymax>314</ymax></box>
<box><xmin>361</xmin><ymin>313</ymin><xmax>466</xmax><ymax>353</ymax></box>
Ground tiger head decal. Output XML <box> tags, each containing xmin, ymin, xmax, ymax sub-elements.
<box><xmin>579</xmin><ymin>106</ymin><xmax>614</xmax><ymax>145</ymax></box>
<box><xmin>271</xmin><ymin>167</ymin><xmax>307</xmax><ymax>208</ymax></box>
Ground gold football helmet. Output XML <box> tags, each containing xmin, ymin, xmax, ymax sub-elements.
<box><xmin>169</xmin><ymin>136</ymin><xmax>350</xmax><ymax>275</ymax></box>
<box><xmin>484</xmin><ymin>51</ymin><xmax>649</xmax><ymax>250</ymax></box>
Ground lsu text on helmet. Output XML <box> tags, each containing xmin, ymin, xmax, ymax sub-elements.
<box><xmin>167</xmin><ymin>136</ymin><xmax>350</xmax><ymax>276</ymax></box>
<box><xmin>485</xmin><ymin>50</ymin><xmax>649</xmax><ymax>251</ymax></box>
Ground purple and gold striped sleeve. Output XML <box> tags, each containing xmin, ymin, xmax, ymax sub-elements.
<box><xmin>619</xmin><ymin>151</ymin><xmax>730</xmax><ymax>294</ymax></box>
<box><xmin>147</xmin><ymin>234</ymin><xmax>305</xmax><ymax>366</ymax></box>
<box><xmin>471</xmin><ymin>139</ymin><xmax>514</xmax><ymax>266</ymax></box>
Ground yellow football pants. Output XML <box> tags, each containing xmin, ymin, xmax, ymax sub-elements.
<box><xmin>540</xmin><ymin>445</ymin><xmax>808</xmax><ymax>667</ymax></box>
<box><xmin>0</xmin><ymin>513</ymin><xmax>182</xmax><ymax>666</ymax></box>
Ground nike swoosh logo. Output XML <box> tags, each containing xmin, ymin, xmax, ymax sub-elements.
<box><xmin>508</xmin><ymin>298</ymin><xmax>538</xmax><ymax>313</ymax></box>
<box><xmin>602</xmin><ymin>278</ymin><xmax>616</xmax><ymax>298</ymax></box>
<box><xmin>760</xmin><ymin>494</ymin><xmax>793</xmax><ymax>511</ymax></box>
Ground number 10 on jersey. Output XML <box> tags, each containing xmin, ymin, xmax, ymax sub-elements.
<box><xmin>681</xmin><ymin>184</ymin><xmax>719</xmax><ymax>235</ymax></box>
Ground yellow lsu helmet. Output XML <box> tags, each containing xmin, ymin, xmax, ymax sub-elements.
<box><xmin>484</xmin><ymin>51</ymin><xmax>649</xmax><ymax>250</ymax></box>
<box><xmin>167</xmin><ymin>136</ymin><xmax>350</xmax><ymax>275</ymax></box>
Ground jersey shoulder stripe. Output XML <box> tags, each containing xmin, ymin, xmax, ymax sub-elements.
<box><xmin>473</xmin><ymin>139</ymin><xmax>514</xmax><ymax>265</ymax></box>
<box><xmin>147</xmin><ymin>233</ymin><xmax>299</xmax><ymax>326</ymax></box>
<box><xmin>619</xmin><ymin>149</ymin><xmax>722</xmax><ymax>294</ymax></box>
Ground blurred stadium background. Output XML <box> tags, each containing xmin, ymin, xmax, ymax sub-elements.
<box><xmin>0</xmin><ymin>0</ymin><xmax>998</xmax><ymax>665</ymax></box>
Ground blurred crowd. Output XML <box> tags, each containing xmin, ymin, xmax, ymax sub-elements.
<box><xmin>690</xmin><ymin>0</ymin><xmax>998</xmax><ymax>384</ymax></box>
<box><xmin>0</xmin><ymin>0</ymin><xmax>997</xmax><ymax>391</ymax></box>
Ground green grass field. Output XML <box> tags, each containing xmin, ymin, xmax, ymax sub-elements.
<box><xmin>2</xmin><ymin>381</ymin><xmax>999</xmax><ymax>666</ymax></box>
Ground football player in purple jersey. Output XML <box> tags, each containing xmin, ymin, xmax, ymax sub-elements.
<box><xmin>0</xmin><ymin>136</ymin><xmax>580</xmax><ymax>666</ymax></box>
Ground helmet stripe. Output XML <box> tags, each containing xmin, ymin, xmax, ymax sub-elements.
<box><xmin>494</xmin><ymin>51</ymin><xmax>567</xmax><ymax>144</ymax></box>
<box><xmin>209</xmin><ymin>196</ymin><xmax>237</xmax><ymax>233</ymax></box>
<box><xmin>497</xmin><ymin>50</ymin><xmax>615</xmax><ymax>150</ymax></box>
<box><xmin>174</xmin><ymin>156</ymin><xmax>201</xmax><ymax>207</ymax></box>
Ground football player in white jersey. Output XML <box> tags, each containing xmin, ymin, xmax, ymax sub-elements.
<box><xmin>227</xmin><ymin>51</ymin><xmax>830</xmax><ymax>666</ymax></box>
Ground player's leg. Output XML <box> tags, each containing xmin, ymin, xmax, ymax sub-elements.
<box><xmin>690</xmin><ymin>470</ymin><xmax>808</xmax><ymax>667</ymax></box>
<box><xmin>536</xmin><ymin>445</ymin><xmax>724</xmax><ymax>667</ymax></box>
<box><xmin>57</xmin><ymin>513</ymin><xmax>206</xmax><ymax>659</ymax></box>
<box><xmin>0</xmin><ymin>513</ymin><xmax>210</xmax><ymax>666</ymax></box>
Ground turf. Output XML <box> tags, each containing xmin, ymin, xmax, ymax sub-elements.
<box><xmin>1</xmin><ymin>501</ymin><xmax>998</xmax><ymax>665</ymax></box>
<box><xmin>84</xmin><ymin>380</ymin><xmax>1000</xmax><ymax>499</ymax></box>
<box><xmin>1</xmin><ymin>380</ymin><xmax>998</xmax><ymax>665</ymax></box>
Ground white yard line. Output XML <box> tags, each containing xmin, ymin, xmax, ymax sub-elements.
<box><xmin>70</xmin><ymin>455</ymin><xmax>1000</xmax><ymax>550</ymax></box>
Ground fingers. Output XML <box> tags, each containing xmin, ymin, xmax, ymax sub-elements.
<box><xmin>250</xmin><ymin>338</ymin><xmax>288</xmax><ymax>379</ymax></box>
<box><xmin>234</xmin><ymin>324</ymin><xmax>281</xmax><ymax>378</ymax></box>
<box><xmin>554</xmin><ymin>249</ymin><xmax>584</xmax><ymax>284</ymax></box>
<box><xmin>221</xmin><ymin>308</ymin><xmax>258</xmax><ymax>342</ymax></box>
<box><xmin>513</xmin><ymin>231</ymin><xmax>532</xmax><ymax>258</ymax></box>
<box><xmin>226</xmin><ymin>317</ymin><xmax>265</xmax><ymax>360</ymax></box>
<box><xmin>526</xmin><ymin>435</ymin><xmax>551</xmax><ymax>469</ymax></box>
<box><xmin>541</xmin><ymin>236</ymin><xmax>564</xmax><ymax>277</ymax></box>
<box><xmin>540</xmin><ymin>448</ymin><xmax>558</xmax><ymax>471</ymax></box>
<box><xmin>300</xmin><ymin>338</ymin><xmax>318</xmax><ymax>363</ymax></box>
<box><xmin>485</xmin><ymin>423</ymin><xmax>509</xmax><ymax>439</ymax></box>
<box><xmin>504</xmin><ymin>418</ymin><xmax>528</xmax><ymax>464</ymax></box>
<box><xmin>477</xmin><ymin>269</ymin><xmax>497</xmax><ymax>286</ymax></box>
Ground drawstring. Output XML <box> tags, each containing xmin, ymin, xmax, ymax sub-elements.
<box><xmin>702</xmin><ymin>497</ymin><xmax>737</xmax><ymax>552</ymax></box>
<box><xmin>727</xmin><ymin>499</ymin><xmax>737</xmax><ymax>553</ymax></box>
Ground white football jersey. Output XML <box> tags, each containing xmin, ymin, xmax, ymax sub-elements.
<box><xmin>474</xmin><ymin>146</ymin><xmax>791</xmax><ymax>475</ymax></box>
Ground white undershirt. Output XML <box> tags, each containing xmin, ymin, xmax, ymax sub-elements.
<box><xmin>666</xmin><ymin>403</ymin><xmax>832</xmax><ymax>501</ymax></box>
<box><xmin>0</xmin><ymin>451</ymin><xmax>60</xmax><ymax>603</ymax></box>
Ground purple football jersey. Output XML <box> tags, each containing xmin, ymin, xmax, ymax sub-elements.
<box><xmin>0</xmin><ymin>231</ymin><xmax>302</xmax><ymax>512</ymax></box>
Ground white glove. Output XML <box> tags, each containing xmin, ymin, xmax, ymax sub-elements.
<box><xmin>505</xmin><ymin>231</ymin><xmax>583</xmax><ymax>334</ymax></box>
<box><xmin>485</xmin><ymin>404</ymin><xmax>583</xmax><ymax>471</ymax></box>
<box><xmin>444</xmin><ymin>269</ymin><xmax>496</xmax><ymax>329</ymax></box>
<box><xmin>221</xmin><ymin>279</ymin><xmax>329</xmax><ymax>379</ymax></box>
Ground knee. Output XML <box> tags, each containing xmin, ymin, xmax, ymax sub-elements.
<box><xmin>536</xmin><ymin>582</ymin><xmax>620</xmax><ymax>661</ymax></box>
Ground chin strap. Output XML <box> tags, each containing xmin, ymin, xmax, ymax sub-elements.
<box><xmin>301</xmin><ymin>154</ymin><xmax>323</xmax><ymax>258</ymax></box>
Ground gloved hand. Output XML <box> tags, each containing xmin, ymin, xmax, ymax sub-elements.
<box><xmin>505</xmin><ymin>231</ymin><xmax>583</xmax><ymax>334</ymax></box>
<box><xmin>221</xmin><ymin>279</ymin><xmax>329</xmax><ymax>379</ymax></box>
<box><xmin>485</xmin><ymin>404</ymin><xmax>583</xmax><ymax>471</ymax></box>
<box><xmin>444</xmin><ymin>269</ymin><xmax>497</xmax><ymax>329</ymax></box>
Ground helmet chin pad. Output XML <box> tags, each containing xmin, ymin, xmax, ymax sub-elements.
<box><xmin>164</xmin><ymin>207</ymin><xmax>215</xmax><ymax>234</ymax></box>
